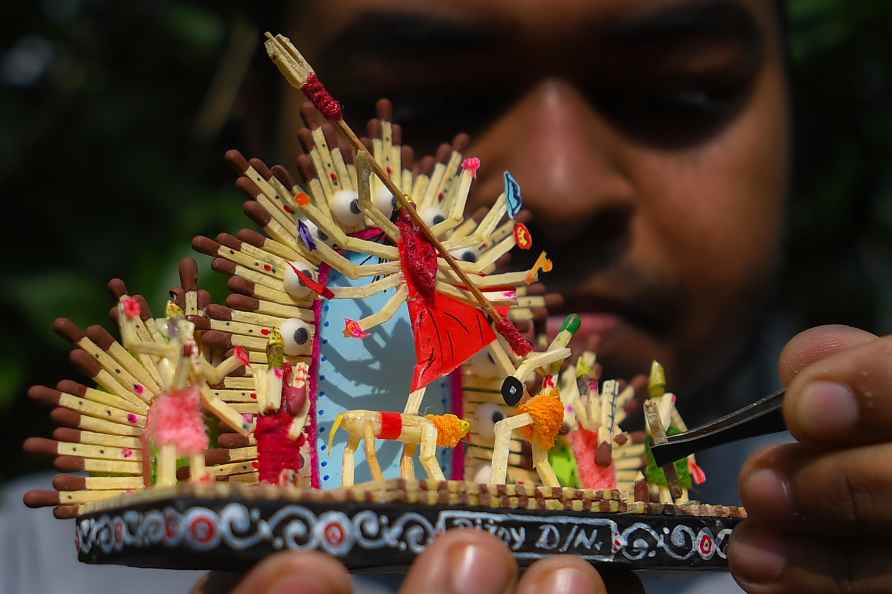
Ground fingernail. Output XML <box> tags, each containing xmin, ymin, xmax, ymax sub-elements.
<box><xmin>518</xmin><ymin>567</ymin><xmax>597</xmax><ymax>594</ymax></box>
<box><xmin>797</xmin><ymin>381</ymin><xmax>858</xmax><ymax>436</ymax></box>
<box><xmin>729</xmin><ymin>528</ymin><xmax>786</xmax><ymax>585</ymax></box>
<box><xmin>450</xmin><ymin>543</ymin><xmax>514</xmax><ymax>594</ymax></box>
<box><xmin>268</xmin><ymin>575</ymin><xmax>329</xmax><ymax>594</ymax></box>
<box><xmin>742</xmin><ymin>468</ymin><xmax>792</xmax><ymax>516</ymax></box>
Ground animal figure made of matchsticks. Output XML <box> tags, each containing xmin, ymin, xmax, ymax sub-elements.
<box><xmin>117</xmin><ymin>298</ymin><xmax>251</xmax><ymax>487</ymax></box>
<box><xmin>488</xmin><ymin>315</ymin><xmax>581</xmax><ymax>487</ymax></box>
<box><xmin>329</xmin><ymin>410</ymin><xmax>470</xmax><ymax>486</ymax></box>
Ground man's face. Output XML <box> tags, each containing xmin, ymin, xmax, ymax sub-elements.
<box><xmin>296</xmin><ymin>0</ymin><xmax>790</xmax><ymax>395</ymax></box>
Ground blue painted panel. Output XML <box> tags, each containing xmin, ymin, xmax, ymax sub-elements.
<box><xmin>315</xmin><ymin>251</ymin><xmax>453</xmax><ymax>487</ymax></box>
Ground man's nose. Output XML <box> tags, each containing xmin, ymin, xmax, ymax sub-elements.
<box><xmin>470</xmin><ymin>78</ymin><xmax>636</xmax><ymax>244</ymax></box>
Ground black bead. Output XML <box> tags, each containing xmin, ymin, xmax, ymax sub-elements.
<box><xmin>501</xmin><ymin>377</ymin><xmax>524</xmax><ymax>406</ymax></box>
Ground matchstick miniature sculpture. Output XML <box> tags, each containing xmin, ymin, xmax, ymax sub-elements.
<box><xmin>21</xmin><ymin>30</ymin><xmax>749</xmax><ymax>574</ymax></box>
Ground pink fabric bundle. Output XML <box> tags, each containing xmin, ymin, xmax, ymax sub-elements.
<box><xmin>569</xmin><ymin>427</ymin><xmax>617</xmax><ymax>490</ymax></box>
<box><xmin>145</xmin><ymin>386</ymin><xmax>208</xmax><ymax>455</ymax></box>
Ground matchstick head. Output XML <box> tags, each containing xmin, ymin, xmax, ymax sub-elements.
<box><xmin>178</xmin><ymin>258</ymin><xmax>199</xmax><ymax>291</ymax></box>
<box><xmin>224</xmin><ymin>149</ymin><xmax>250</xmax><ymax>175</ymax></box>
<box><xmin>85</xmin><ymin>325</ymin><xmax>115</xmax><ymax>349</ymax></box>
<box><xmin>52</xmin><ymin>318</ymin><xmax>85</xmax><ymax>343</ymax></box>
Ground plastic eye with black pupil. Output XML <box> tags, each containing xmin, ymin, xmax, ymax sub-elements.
<box><xmin>432</xmin><ymin>215</ymin><xmax>445</xmax><ymax>225</ymax></box>
<box><xmin>501</xmin><ymin>376</ymin><xmax>524</xmax><ymax>406</ymax></box>
<box><xmin>281</xmin><ymin>318</ymin><xmax>313</xmax><ymax>355</ymax></box>
<box><xmin>461</xmin><ymin>251</ymin><xmax>477</xmax><ymax>263</ymax></box>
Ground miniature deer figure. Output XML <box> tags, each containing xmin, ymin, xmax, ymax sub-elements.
<box><xmin>329</xmin><ymin>410</ymin><xmax>470</xmax><ymax>486</ymax></box>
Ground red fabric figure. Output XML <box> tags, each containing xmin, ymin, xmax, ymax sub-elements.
<box><xmin>254</xmin><ymin>363</ymin><xmax>309</xmax><ymax>484</ymax></box>
<box><xmin>396</xmin><ymin>212</ymin><xmax>496</xmax><ymax>390</ymax></box>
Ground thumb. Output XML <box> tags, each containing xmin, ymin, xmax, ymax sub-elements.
<box><xmin>516</xmin><ymin>556</ymin><xmax>645</xmax><ymax>594</ymax></box>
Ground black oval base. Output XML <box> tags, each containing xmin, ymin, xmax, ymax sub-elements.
<box><xmin>74</xmin><ymin>484</ymin><xmax>741</xmax><ymax>572</ymax></box>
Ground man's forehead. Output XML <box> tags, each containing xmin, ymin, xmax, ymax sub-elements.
<box><xmin>300</xmin><ymin>0</ymin><xmax>776</xmax><ymax>47</ymax></box>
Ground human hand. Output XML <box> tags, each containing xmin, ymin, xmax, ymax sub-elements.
<box><xmin>730</xmin><ymin>324</ymin><xmax>892</xmax><ymax>592</ymax></box>
<box><xmin>192</xmin><ymin>528</ymin><xmax>643</xmax><ymax>594</ymax></box>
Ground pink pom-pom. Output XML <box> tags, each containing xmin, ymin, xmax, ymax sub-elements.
<box><xmin>144</xmin><ymin>386</ymin><xmax>208</xmax><ymax>455</ymax></box>
<box><xmin>461</xmin><ymin>157</ymin><xmax>481</xmax><ymax>178</ymax></box>
<box><xmin>569</xmin><ymin>428</ymin><xmax>617</xmax><ymax>490</ymax></box>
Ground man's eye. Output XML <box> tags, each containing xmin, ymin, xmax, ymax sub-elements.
<box><xmin>594</xmin><ymin>76</ymin><xmax>752</xmax><ymax>149</ymax></box>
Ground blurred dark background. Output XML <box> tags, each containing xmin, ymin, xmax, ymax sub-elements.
<box><xmin>1</xmin><ymin>1</ymin><xmax>890</xmax><ymax>482</ymax></box>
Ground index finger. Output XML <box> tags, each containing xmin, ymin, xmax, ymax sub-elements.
<box><xmin>783</xmin><ymin>331</ymin><xmax>892</xmax><ymax>446</ymax></box>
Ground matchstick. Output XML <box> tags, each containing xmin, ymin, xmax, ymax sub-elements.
<box><xmin>52</xmin><ymin>474</ymin><xmax>144</xmax><ymax>491</ymax></box>
<box><xmin>56</xmin><ymin>379</ymin><xmax>142</xmax><ymax>416</ymax></box>
<box><xmin>47</xmin><ymin>405</ymin><xmax>142</xmax><ymax>437</ymax></box>
<box><xmin>29</xmin><ymin>385</ymin><xmax>146</xmax><ymax>429</ymax></box>
<box><xmin>236</xmin><ymin>228</ymin><xmax>304</xmax><ymax>264</ymax></box>
<box><xmin>52</xmin><ymin>426</ymin><xmax>141</xmax><ymax>450</ymax></box>
<box><xmin>24</xmin><ymin>436</ymin><xmax>143</xmax><ymax>463</ymax></box>
<box><xmin>226</xmin><ymin>294</ymin><xmax>311</xmax><ymax>321</ymax></box>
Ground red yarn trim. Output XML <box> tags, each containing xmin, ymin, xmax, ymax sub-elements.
<box><xmin>495</xmin><ymin>317</ymin><xmax>533</xmax><ymax>356</ymax></box>
<box><xmin>379</xmin><ymin>411</ymin><xmax>403</xmax><ymax>440</ymax></box>
<box><xmin>302</xmin><ymin>73</ymin><xmax>343</xmax><ymax>120</ymax></box>
<box><xmin>396</xmin><ymin>211</ymin><xmax>437</xmax><ymax>300</ymax></box>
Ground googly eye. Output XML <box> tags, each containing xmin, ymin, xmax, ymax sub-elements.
<box><xmin>450</xmin><ymin>247</ymin><xmax>479</xmax><ymax>263</ymax></box>
<box><xmin>420</xmin><ymin>206</ymin><xmax>446</xmax><ymax>227</ymax></box>
<box><xmin>373</xmin><ymin>186</ymin><xmax>395</xmax><ymax>219</ymax></box>
<box><xmin>280</xmin><ymin>318</ymin><xmax>313</xmax><ymax>356</ymax></box>
<box><xmin>475</xmin><ymin>403</ymin><xmax>508</xmax><ymax>440</ymax></box>
<box><xmin>283</xmin><ymin>261</ymin><xmax>316</xmax><ymax>300</ymax></box>
<box><xmin>298</xmin><ymin>218</ymin><xmax>337</xmax><ymax>250</ymax></box>
<box><xmin>330</xmin><ymin>189</ymin><xmax>365</xmax><ymax>230</ymax></box>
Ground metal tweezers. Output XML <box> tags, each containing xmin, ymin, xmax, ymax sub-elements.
<box><xmin>650</xmin><ymin>389</ymin><xmax>787</xmax><ymax>467</ymax></box>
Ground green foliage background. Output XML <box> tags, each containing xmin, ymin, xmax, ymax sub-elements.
<box><xmin>0</xmin><ymin>1</ymin><xmax>889</xmax><ymax>482</ymax></box>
